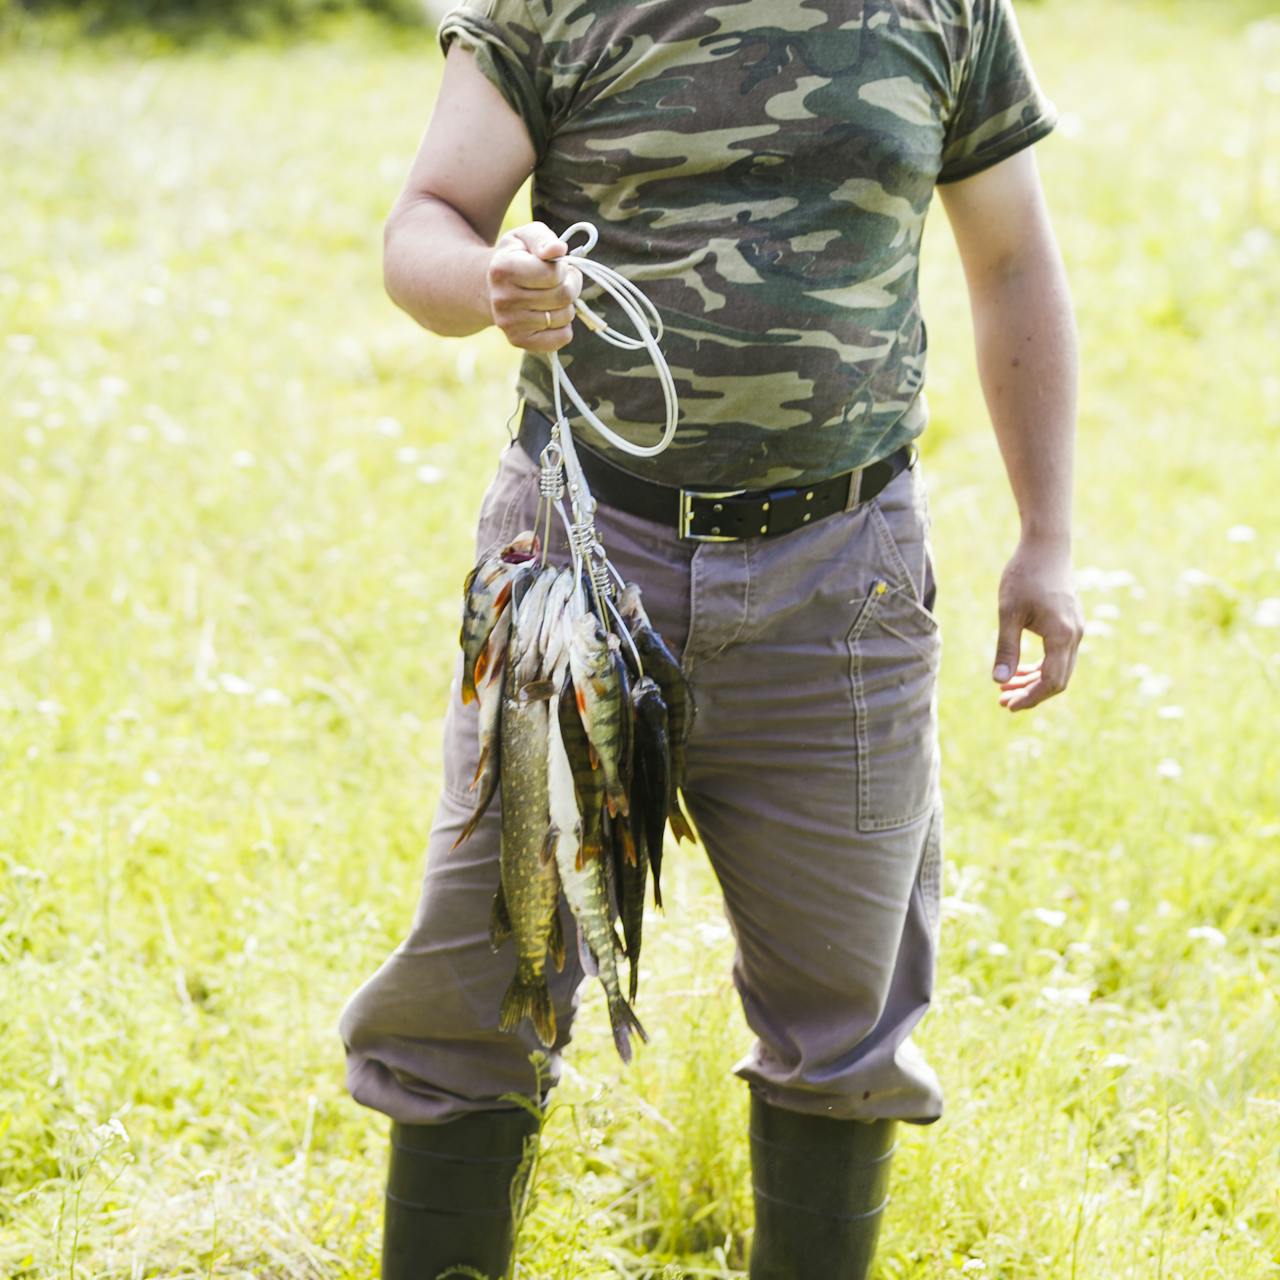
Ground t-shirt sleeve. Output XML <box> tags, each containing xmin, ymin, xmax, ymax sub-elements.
<box><xmin>937</xmin><ymin>0</ymin><xmax>1058</xmax><ymax>184</ymax></box>
<box><xmin>437</xmin><ymin>0</ymin><xmax>552</xmax><ymax>161</ymax></box>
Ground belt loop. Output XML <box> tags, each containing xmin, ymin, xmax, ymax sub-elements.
<box><xmin>843</xmin><ymin>466</ymin><xmax>863</xmax><ymax>512</ymax></box>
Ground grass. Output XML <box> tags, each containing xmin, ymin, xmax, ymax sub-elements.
<box><xmin>1</xmin><ymin>1</ymin><xmax>1277</xmax><ymax>1276</ymax></box>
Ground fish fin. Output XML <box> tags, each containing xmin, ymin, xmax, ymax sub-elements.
<box><xmin>576</xmin><ymin>837</ymin><xmax>602</xmax><ymax>873</ymax></box>
<box><xmin>469</xmin><ymin>743</ymin><xmax>491</xmax><ymax>790</ymax></box>
<box><xmin>489</xmin><ymin>886</ymin><xmax>512</xmax><ymax>950</ymax></box>
<box><xmin>499</xmin><ymin>974</ymin><xmax>556</xmax><ymax>1047</ymax></box>
<box><xmin>588</xmin><ymin>742</ymin><xmax>599</xmax><ymax>770</ymax></box>
<box><xmin>628</xmin><ymin>950</ymin><xmax>640</xmax><ymax>1004</ymax></box>
<box><xmin>494</xmin><ymin>581</ymin><xmax>512</xmax><ymax>612</ymax></box>
<box><xmin>613</xmin><ymin>927</ymin><xmax>627</xmax><ymax>958</ymax></box>
<box><xmin>548</xmin><ymin>911</ymin><xmax>566</xmax><ymax>973</ymax></box>
<box><xmin>652</xmin><ymin>868</ymin><xmax>663</xmax><ymax>912</ymax></box>
<box><xmin>520</xmin><ymin>679</ymin><xmax>557</xmax><ymax>702</ymax></box>
<box><xmin>669</xmin><ymin>792</ymin><xmax>697</xmax><ymax>844</ymax></box>
<box><xmin>473</xmin><ymin>648</ymin><xmax>489</xmax><ymax>688</ymax></box>
<box><xmin>539</xmin><ymin>826</ymin><xmax>558</xmax><ymax>866</ymax></box>
<box><xmin>620</xmin><ymin>822</ymin><xmax>638</xmax><ymax>869</ymax></box>
<box><xmin>575</xmin><ymin>687</ymin><xmax>588</xmax><ymax>715</ymax></box>
<box><xmin>615</xmin><ymin>782</ymin><xmax>631</xmax><ymax>819</ymax></box>
<box><xmin>607</xmin><ymin>994</ymin><xmax>649</xmax><ymax>1065</ymax></box>
<box><xmin>451</xmin><ymin>806</ymin><xmax>484</xmax><ymax>850</ymax></box>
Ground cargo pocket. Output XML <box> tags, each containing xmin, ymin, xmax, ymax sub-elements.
<box><xmin>847</xmin><ymin>572</ymin><xmax>941</xmax><ymax>833</ymax></box>
<box><xmin>473</xmin><ymin>440</ymin><xmax>541</xmax><ymax>563</ymax></box>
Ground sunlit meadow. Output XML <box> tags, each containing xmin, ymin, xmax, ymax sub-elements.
<box><xmin>1</xmin><ymin>2</ymin><xmax>1277</xmax><ymax>1276</ymax></box>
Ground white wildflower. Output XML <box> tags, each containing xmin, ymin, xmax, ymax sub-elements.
<box><xmin>1253</xmin><ymin>598</ymin><xmax>1280</xmax><ymax>628</ymax></box>
<box><xmin>1155</xmin><ymin>758</ymin><xmax>1182</xmax><ymax>780</ymax></box>
<box><xmin>1031</xmin><ymin>907</ymin><xmax>1067</xmax><ymax>928</ymax></box>
<box><xmin>1188</xmin><ymin>925</ymin><xmax>1227</xmax><ymax>947</ymax></box>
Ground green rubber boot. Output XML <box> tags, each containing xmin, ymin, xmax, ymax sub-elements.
<box><xmin>748</xmin><ymin>1092</ymin><xmax>898</xmax><ymax>1280</ymax></box>
<box><xmin>381</xmin><ymin>1107</ymin><xmax>540</xmax><ymax>1280</ymax></box>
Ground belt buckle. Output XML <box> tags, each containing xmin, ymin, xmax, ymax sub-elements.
<box><xmin>679</xmin><ymin>488</ymin><xmax>747</xmax><ymax>541</ymax></box>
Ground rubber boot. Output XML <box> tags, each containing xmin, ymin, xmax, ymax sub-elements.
<box><xmin>748</xmin><ymin>1092</ymin><xmax>898</xmax><ymax>1280</ymax></box>
<box><xmin>381</xmin><ymin>1107</ymin><xmax>541</xmax><ymax>1280</ymax></box>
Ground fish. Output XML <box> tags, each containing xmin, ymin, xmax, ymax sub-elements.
<box><xmin>566</xmin><ymin>610</ymin><xmax>631</xmax><ymax>820</ymax></box>
<box><xmin>558</xmin><ymin>665</ymin><xmax>606</xmax><ymax>871</ymax></box>
<box><xmin>452</xmin><ymin>607</ymin><xmax>511</xmax><ymax>849</ymax></box>
<box><xmin>612</xmin><ymin>807</ymin><xmax>647</xmax><ymax>1003</ymax></box>
<box><xmin>548</xmin><ymin>660</ymin><xmax>647</xmax><ymax>1063</ymax></box>
<box><xmin>619</xmin><ymin>583</ymin><xmax>698</xmax><ymax>843</ymax></box>
<box><xmin>538</xmin><ymin>567</ymin><xmax>575</xmax><ymax>677</ymax></box>
<box><xmin>630</xmin><ymin>675</ymin><xmax>671</xmax><ymax>910</ymax></box>
<box><xmin>459</xmin><ymin>532</ymin><xmax>538</xmax><ymax>705</ymax></box>
<box><xmin>492</xmin><ymin>565</ymin><xmax>564</xmax><ymax>1047</ymax></box>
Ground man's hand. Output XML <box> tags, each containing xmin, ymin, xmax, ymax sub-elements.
<box><xmin>938</xmin><ymin>150</ymin><xmax>1080</xmax><ymax>713</ymax></box>
<box><xmin>487</xmin><ymin>222</ymin><xmax>583</xmax><ymax>354</ymax></box>
<box><xmin>992</xmin><ymin>537</ymin><xmax>1084</xmax><ymax>711</ymax></box>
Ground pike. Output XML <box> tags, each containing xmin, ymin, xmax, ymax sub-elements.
<box><xmin>491</xmin><ymin>567</ymin><xmax>564</xmax><ymax>1046</ymax></box>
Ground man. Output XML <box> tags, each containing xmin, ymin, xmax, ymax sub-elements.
<box><xmin>339</xmin><ymin>1</ymin><xmax>1083</xmax><ymax>1276</ymax></box>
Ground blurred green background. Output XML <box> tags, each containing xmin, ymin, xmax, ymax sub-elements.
<box><xmin>1</xmin><ymin>1</ymin><xmax>1277</xmax><ymax>1277</ymax></box>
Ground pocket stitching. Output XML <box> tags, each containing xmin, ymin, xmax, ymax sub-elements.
<box><xmin>848</xmin><ymin>577</ymin><xmax>938</xmax><ymax>834</ymax></box>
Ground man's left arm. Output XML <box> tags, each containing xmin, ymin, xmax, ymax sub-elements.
<box><xmin>937</xmin><ymin>147</ymin><xmax>1084</xmax><ymax>712</ymax></box>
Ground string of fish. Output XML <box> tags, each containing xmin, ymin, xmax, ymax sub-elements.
<box><xmin>454</xmin><ymin>221</ymin><xmax>698</xmax><ymax>1063</ymax></box>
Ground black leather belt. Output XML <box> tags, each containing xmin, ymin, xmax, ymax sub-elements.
<box><xmin>516</xmin><ymin>402</ymin><xmax>916</xmax><ymax>543</ymax></box>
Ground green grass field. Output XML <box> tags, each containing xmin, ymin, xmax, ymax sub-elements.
<box><xmin>1</xmin><ymin>2</ymin><xmax>1278</xmax><ymax>1276</ymax></box>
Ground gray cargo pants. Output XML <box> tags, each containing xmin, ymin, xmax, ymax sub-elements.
<box><xmin>338</xmin><ymin>436</ymin><xmax>945</xmax><ymax>1125</ymax></box>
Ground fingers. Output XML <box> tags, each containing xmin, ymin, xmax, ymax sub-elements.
<box><xmin>999</xmin><ymin>622</ymin><xmax>1082</xmax><ymax>712</ymax></box>
<box><xmin>488</xmin><ymin>222</ymin><xmax>584</xmax><ymax>352</ymax></box>
<box><xmin>992</xmin><ymin>611</ymin><xmax>1023</xmax><ymax>684</ymax></box>
<box><xmin>508</xmin><ymin>220</ymin><xmax>565</xmax><ymax>257</ymax></box>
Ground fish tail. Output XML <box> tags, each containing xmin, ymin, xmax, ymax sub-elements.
<box><xmin>489</xmin><ymin>886</ymin><xmax>513</xmax><ymax>950</ymax></box>
<box><xmin>499</xmin><ymin>974</ymin><xmax>556</xmax><ymax>1047</ymax></box>
<box><xmin>607</xmin><ymin>993</ymin><xmax>649</xmax><ymax>1065</ymax></box>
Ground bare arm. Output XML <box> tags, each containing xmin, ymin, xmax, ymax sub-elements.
<box><xmin>937</xmin><ymin>147</ymin><xmax>1084</xmax><ymax>711</ymax></box>
<box><xmin>382</xmin><ymin>43</ymin><xmax>580</xmax><ymax>350</ymax></box>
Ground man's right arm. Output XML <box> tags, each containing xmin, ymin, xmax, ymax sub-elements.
<box><xmin>383</xmin><ymin>43</ymin><xmax>580</xmax><ymax>352</ymax></box>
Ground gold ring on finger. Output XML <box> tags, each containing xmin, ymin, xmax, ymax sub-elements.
<box><xmin>544</xmin><ymin>310</ymin><xmax>553</xmax><ymax>330</ymax></box>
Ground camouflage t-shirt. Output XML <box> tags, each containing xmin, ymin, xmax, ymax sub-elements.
<box><xmin>438</xmin><ymin>0</ymin><xmax>1057</xmax><ymax>489</ymax></box>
